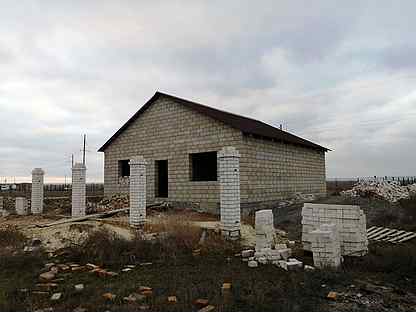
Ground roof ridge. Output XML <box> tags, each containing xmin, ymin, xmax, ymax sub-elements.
<box><xmin>157</xmin><ymin>91</ymin><xmax>275</xmax><ymax>127</ymax></box>
<box><xmin>98</xmin><ymin>91</ymin><xmax>329</xmax><ymax>152</ymax></box>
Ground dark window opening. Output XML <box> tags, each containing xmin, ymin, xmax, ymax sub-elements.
<box><xmin>118</xmin><ymin>160</ymin><xmax>130</xmax><ymax>177</ymax></box>
<box><xmin>155</xmin><ymin>160</ymin><xmax>168</xmax><ymax>198</ymax></box>
<box><xmin>190</xmin><ymin>151</ymin><xmax>217</xmax><ymax>181</ymax></box>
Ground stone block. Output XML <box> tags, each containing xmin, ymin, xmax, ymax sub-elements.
<box><xmin>248</xmin><ymin>260</ymin><xmax>258</xmax><ymax>268</ymax></box>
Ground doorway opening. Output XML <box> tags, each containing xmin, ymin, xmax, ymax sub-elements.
<box><xmin>155</xmin><ymin>160</ymin><xmax>168</xmax><ymax>198</ymax></box>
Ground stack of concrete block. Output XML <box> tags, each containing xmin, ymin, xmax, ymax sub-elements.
<box><xmin>310</xmin><ymin>224</ymin><xmax>342</xmax><ymax>268</ymax></box>
<box><xmin>218</xmin><ymin>146</ymin><xmax>241</xmax><ymax>239</ymax></box>
<box><xmin>31</xmin><ymin>168</ymin><xmax>45</xmax><ymax>214</ymax></box>
<box><xmin>72</xmin><ymin>163</ymin><xmax>87</xmax><ymax>217</ymax></box>
<box><xmin>15</xmin><ymin>197</ymin><xmax>28</xmax><ymax>215</ymax></box>
<box><xmin>129</xmin><ymin>156</ymin><xmax>147</xmax><ymax>227</ymax></box>
<box><xmin>302</xmin><ymin>203</ymin><xmax>368</xmax><ymax>256</ymax></box>
<box><xmin>255</xmin><ymin>209</ymin><xmax>276</xmax><ymax>250</ymax></box>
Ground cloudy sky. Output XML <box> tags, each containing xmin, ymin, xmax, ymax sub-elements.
<box><xmin>1</xmin><ymin>1</ymin><xmax>415</xmax><ymax>183</ymax></box>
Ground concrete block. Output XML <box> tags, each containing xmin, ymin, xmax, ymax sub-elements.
<box><xmin>15</xmin><ymin>197</ymin><xmax>28</xmax><ymax>215</ymax></box>
<box><xmin>248</xmin><ymin>260</ymin><xmax>258</xmax><ymax>268</ymax></box>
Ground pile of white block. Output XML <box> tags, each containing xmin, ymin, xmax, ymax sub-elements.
<box><xmin>255</xmin><ymin>210</ymin><xmax>276</xmax><ymax>250</ymax></box>
<box><xmin>342</xmin><ymin>180</ymin><xmax>416</xmax><ymax>203</ymax></box>
<box><xmin>302</xmin><ymin>203</ymin><xmax>368</xmax><ymax>257</ymax></box>
<box><xmin>310</xmin><ymin>224</ymin><xmax>342</xmax><ymax>268</ymax></box>
<box><xmin>241</xmin><ymin>209</ymin><xmax>303</xmax><ymax>271</ymax></box>
<box><xmin>242</xmin><ymin>244</ymin><xmax>302</xmax><ymax>271</ymax></box>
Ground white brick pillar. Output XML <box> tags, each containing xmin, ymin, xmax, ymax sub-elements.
<box><xmin>15</xmin><ymin>197</ymin><xmax>28</xmax><ymax>215</ymax></box>
<box><xmin>129</xmin><ymin>156</ymin><xmax>147</xmax><ymax>227</ymax></box>
<box><xmin>72</xmin><ymin>163</ymin><xmax>86</xmax><ymax>217</ymax></box>
<box><xmin>31</xmin><ymin>168</ymin><xmax>45</xmax><ymax>214</ymax></box>
<box><xmin>218</xmin><ymin>146</ymin><xmax>241</xmax><ymax>239</ymax></box>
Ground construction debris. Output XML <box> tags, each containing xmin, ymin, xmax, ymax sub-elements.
<box><xmin>327</xmin><ymin>291</ymin><xmax>337</xmax><ymax>300</ymax></box>
<box><xmin>35</xmin><ymin>208</ymin><xmax>129</xmax><ymax>228</ymax></box>
<box><xmin>50</xmin><ymin>293</ymin><xmax>62</xmax><ymax>301</ymax></box>
<box><xmin>167</xmin><ymin>296</ymin><xmax>177</xmax><ymax>303</ymax></box>
<box><xmin>341</xmin><ymin>180</ymin><xmax>416</xmax><ymax>203</ymax></box>
<box><xmin>367</xmin><ymin>226</ymin><xmax>416</xmax><ymax>243</ymax></box>
<box><xmin>102</xmin><ymin>292</ymin><xmax>117</xmax><ymax>300</ymax></box>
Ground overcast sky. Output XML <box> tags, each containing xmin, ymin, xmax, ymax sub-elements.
<box><xmin>1</xmin><ymin>1</ymin><xmax>415</xmax><ymax>183</ymax></box>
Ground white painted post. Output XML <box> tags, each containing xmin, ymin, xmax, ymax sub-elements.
<box><xmin>218</xmin><ymin>146</ymin><xmax>241</xmax><ymax>239</ymax></box>
<box><xmin>31</xmin><ymin>168</ymin><xmax>45</xmax><ymax>214</ymax></box>
<box><xmin>129</xmin><ymin>156</ymin><xmax>147</xmax><ymax>227</ymax></box>
<box><xmin>71</xmin><ymin>163</ymin><xmax>86</xmax><ymax>217</ymax></box>
<box><xmin>15</xmin><ymin>197</ymin><xmax>28</xmax><ymax>215</ymax></box>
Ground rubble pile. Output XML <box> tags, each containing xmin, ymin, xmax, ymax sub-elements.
<box><xmin>44</xmin><ymin>197</ymin><xmax>71</xmax><ymax>214</ymax></box>
<box><xmin>241</xmin><ymin>244</ymin><xmax>303</xmax><ymax>271</ymax></box>
<box><xmin>95</xmin><ymin>194</ymin><xmax>129</xmax><ymax>211</ymax></box>
<box><xmin>341</xmin><ymin>180</ymin><xmax>416</xmax><ymax>203</ymax></box>
<box><xmin>241</xmin><ymin>209</ymin><xmax>304</xmax><ymax>271</ymax></box>
<box><xmin>276</xmin><ymin>193</ymin><xmax>317</xmax><ymax>208</ymax></box>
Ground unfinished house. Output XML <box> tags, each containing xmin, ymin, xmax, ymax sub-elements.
<box><xmin>99</xmin><ymin>92</ymin><xmax>328</xmax><ymax>214</ymax></box>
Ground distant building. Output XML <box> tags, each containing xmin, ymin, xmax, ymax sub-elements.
<box><xmin>99</xmin><ymin>92</ymin><xmax>328</xmax><ymax>214</ymax></box>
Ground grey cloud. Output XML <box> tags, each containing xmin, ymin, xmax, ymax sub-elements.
<box><xmin>1</xmin><ymin>1</ymin><xmax>416</xmax><ymax>181</ymax></box>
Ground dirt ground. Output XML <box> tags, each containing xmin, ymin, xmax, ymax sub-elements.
<box><xmin>0</xmin><ymin>195</ymin><xmax>415</xmax><ymax>312</ymax></box>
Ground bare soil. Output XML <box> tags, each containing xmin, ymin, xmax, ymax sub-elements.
<box><xmin>0</xmin><ymin>196</ymin><xmax>415</xmax><ymax>312</ymax></box>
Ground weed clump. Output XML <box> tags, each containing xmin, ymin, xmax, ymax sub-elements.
<box><xmin>0</xmin><ymin>226</ymin><xmax>27</xmax><ymax>249</ymax></box>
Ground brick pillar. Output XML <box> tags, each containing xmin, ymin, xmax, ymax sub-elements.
<box><xmin>310</xmin><ymin>224</ymin><xmax>342</xmax><ymax>269</ymax></box>
<box><xmin>129</xmin><ymin>156</ymin><xmax>147</xmax><ymax>227</ymax></box>
<box><xmin>31</xmin><ymin>168</ymin><xmax>45</xmax><ymax>214</ymax></box>
<box><xmin>15</xmin><ymin>197</ymin><xmax>28</xmax><ymax>215</ymax></box>
<box><xmin>255</xmin><ymin>209</ymin><xmax>276</xmax><ymax>251</ymax></box>
<box><xmin>218</xmin><ymin>146</ymin><xmax>241</xmax><ymax>239</ymax></box>
<box><xmin>72</xmin><ymin>163</ymin><xmax>86</xmax><ymax>217</ymax></box>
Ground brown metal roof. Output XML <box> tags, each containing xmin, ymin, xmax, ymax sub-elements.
<box><xmin>98</xmin><ymin>92</ymin><xmax>329</xmax><ymax>152</ymax></box>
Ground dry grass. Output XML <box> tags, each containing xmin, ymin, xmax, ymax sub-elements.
<box><xmin>145</xmin><ymin>215</ymin><xmax>202</xmax><ymax>249</ymax></box>
<box><xmin>63</xmin><ymin>216</ymin><xmax>205</xmax><ymax>267</ymax></box>
<box><xmin>0</xmin><ymin>225</ymin><xmax>27</xmax><ymax>249</ymax></box>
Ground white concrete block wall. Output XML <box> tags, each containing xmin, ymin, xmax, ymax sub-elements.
<box><xmin>15</xmin><ymin>197</ymin><xmax>28</xmax><ymax>215</ymax></box>
<box><xmin>310</xmin><ymin>223</ymin><xmax>342</xmax><ymax>268</ymax></box>
<box><xmin>129</xmin><ymin>156</ymin><xmax>147</xmax><ymax>227</ymax></box>
<box><xmin>255</xmin><ymin>209</ymin><xmax>275</xmax><ymax>250</ymax></box>
<box><xmin>301</xmin><ymin>203</ymin><xmax>368</xmax><ymax>256</ymax></box>
<box><xmin>72</xmin><ymin>163</ymin><xmax>87</xmax><ymax>217</ymax></box>
<box><xmin>31</xmin><ymin>168</ymin><xmax>45</xmax><ymax>214</ymax></box>
<box><xmin>218</xmin><ymin>146</ymin><xmax>241</xmax><ymax>239</ymax></box>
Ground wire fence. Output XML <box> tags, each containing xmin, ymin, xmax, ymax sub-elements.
<box><xmin>0</xmin><ymin>183</ymin><xmax>104</xmax><ymax>197</ymax></box>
